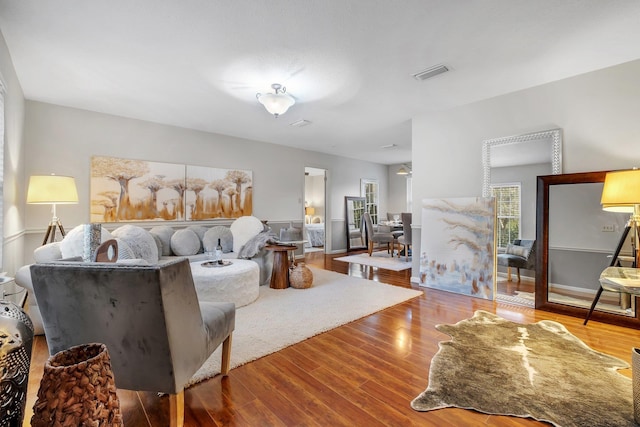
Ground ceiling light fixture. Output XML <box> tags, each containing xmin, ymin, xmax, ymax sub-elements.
<box><xmin>397</xmin><ymin>164</ymin><xmax>412</xmax><ymax>175</ymax></box>
<box><xmin>256</xmin><ymin>83</ymin><xmax>295</xmax><ymax>118</ymax></box>
<box><xmin>381</xmin><ymin>144</ymin><xmax>398</xmax><ymax>149</ymax></box>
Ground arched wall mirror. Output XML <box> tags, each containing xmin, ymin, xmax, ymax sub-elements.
<box><xmin>536</xmin><ymin>171</ymin><xmax>640</xmax><ymax>328</ymax></box>
<box><xmin>482</xmin><ymin>129</ymin><xmax>562</xmax><ymax>300</ymax></box>
<box><xmin>345</xmin><ymin>196</ymin><xmax>366</xmax><ymax>251</ymax></box>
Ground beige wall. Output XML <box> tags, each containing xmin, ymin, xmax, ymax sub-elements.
<box><xmin>410</xmin><ymin>58</ymin><xmax>640</xmax><ymax>279</ymax></box>
<box><xmin>22</xmin><ymin>101</ymin><xmax>389</xmax><ymax>259</ymax></box>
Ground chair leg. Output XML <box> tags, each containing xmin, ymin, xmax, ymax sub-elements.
<box><xmin>368</xmin><ymin>240</ymin><xmax>373</xmax><ymax>256</ymax></box>
<box><xmin>507</xmin><ymin>267</ymin><xmax>512</xmax><ymax>281</ymax></box>
<box><xmin>516</xmin><ymin>268</ymin><xmax>521</xmax><ymax>282</ymax></box>
<box><xmin>221</xmin><ymin>333</ymin><xmax>232</xmax><ymax>375</ymax></box>
<box><xmin>170</xmin><ymin>391</ymin><xmax>185</xmax><ymax>427</ymax></box>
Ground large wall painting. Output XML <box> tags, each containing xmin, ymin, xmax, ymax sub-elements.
<box><xmin>419</xmin><ymin>197</ymin><xmax>496</xmax><ymax>300</ymax></box>
<box><xmin>90</xmin><ymin>156</ymin><xmax>253</xmax><ymax>222</ymax></box>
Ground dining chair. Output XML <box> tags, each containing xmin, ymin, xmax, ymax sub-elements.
<box><xmin>397</xmin><ymin>212</ymin><xmax>412</xmax><ymax>261</ymax></box>
<box><xmin>363</xmin><ymin>212</ymin><xmax>396</xmax><ymax>256</ymax></box>
<box><xmin>30</xmin><ymin>258</ymin><xmax>235</xmax><ymax>427</ymax></box>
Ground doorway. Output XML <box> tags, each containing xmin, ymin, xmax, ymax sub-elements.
<box><xmin>304</xmin><ymin>167</ymin><xmax>326</xmax><ymax>254</ymax></box>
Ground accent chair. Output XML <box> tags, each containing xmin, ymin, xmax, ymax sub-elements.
<box><xmin>30</xmin><ymin>258</ymin><xmax>235</xmax><ymax>427</ymax></box>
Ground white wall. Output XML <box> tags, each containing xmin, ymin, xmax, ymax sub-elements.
<box><xmin>0</xmin><ymin>30</ymin><xmax>26</xmax><ymax>281</ymax></box>
<box><xmin>387</xmin><ymin>163</ymin><xmax>409</xmax><ymax>214</ymax></box>
<box><xmin>411</xmin><ymin>58</ymin><xmax>640</xmax><ymax>278</ymax></box>
<box><xmin>23</xmin><ymin>101</ymin><xmax>389</xmax><ymax>259</ymax></box>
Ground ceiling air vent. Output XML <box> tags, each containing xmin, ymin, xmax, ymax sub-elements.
<box><xmin>412</xmin><ymin>64</ymin><xmax>449</xmax><ymax>81</ymax></box>
<box><xmin>289</xmin><ymin>119</ymin><xmax>311</xmax><ymax>127</ymax></box>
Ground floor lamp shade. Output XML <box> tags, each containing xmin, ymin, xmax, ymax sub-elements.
<box><xmin>27</xmin><ymin>175</ymin><xmax>79</xmax><ymax>205</ymax></box>
<box><xmin>601</xmin><ymin>169</ymin><xmax>640</xmax><ymax>213</ymax></box>
<box><xmin>27</xmin><ymin>175</ymin><xmax>78</xmax><ymax>245</ymax></box>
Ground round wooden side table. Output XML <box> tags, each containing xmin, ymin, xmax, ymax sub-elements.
<box><xmin>265</xmin><ymin>245</ymin><xmax>297</xmax><ymax>289</ymax></box>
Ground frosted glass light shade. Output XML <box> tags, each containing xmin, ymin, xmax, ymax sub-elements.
<box><xmin>257</xmin><ymin>92</ymin><xmax>295</xmax><ymax>117</ymax></box>
<box><xmin>27</xmin><ymin>175</ymin><xmax>79</xmax><ymax>204</ymax></box>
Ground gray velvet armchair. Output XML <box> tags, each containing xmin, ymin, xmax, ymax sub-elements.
<box><xmin>496</xmin><ymin>239</ymin><xmax>536</xmax><ymax>282</ymax></box>
<box><xmin>30</xmin><ymin>258</ymin><xmax>235</xmax><ymax>427</ymax></box>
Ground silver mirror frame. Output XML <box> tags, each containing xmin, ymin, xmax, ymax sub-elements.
<box><xmin>482</xmin><ymin>128</ymin><xmax>563</xmax><ymax>197</ymax></box>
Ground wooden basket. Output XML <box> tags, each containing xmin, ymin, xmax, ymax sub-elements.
<box><xmin>32</xmin><ymin>343</ymin><xmax>123</xmax><ymax>427</ymax></box>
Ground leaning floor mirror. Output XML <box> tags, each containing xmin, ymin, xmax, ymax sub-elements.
<box><xmin>482</xmin><ymin>128</ymin><xmax>562</xmax><ymax>305</ymax></box>
<box><xmin>536</xmin><ymin>171</ymin><xmax>640</xmax><ymax>328</ymax></box>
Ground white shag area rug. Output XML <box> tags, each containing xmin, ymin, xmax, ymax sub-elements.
<box><xmin>334</xmin><ymin>251</ymin><xmax>412</xmax><ymax>271</ymax></box>
<box><xmin>187</xmin><ymin>266</ymin><xmax>422</xmax><ymax>386</ymax></box>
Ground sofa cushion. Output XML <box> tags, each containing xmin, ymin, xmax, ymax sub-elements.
<box><xmin>230</xmin><ymin>216</ymin><xmax>265</xmax><ymax>253</ymax></box>
<box><xmin>203</xmin><ymin>227</ymin><xmax>233</xmax><ymax>253</ymax></box>
<box><xmin>149</xmin><ymin>226</ymin><xmax>175</xmax><ymax>256</ymax></box>
<box><xmin>171</xmin><ymin>229</ymin><xmax>201</xmax><ymax>256</ymax></box>
<box><xmin>112</xmin><ymin>225</ymin><xmax>159</xmax><ymax>264</ymax></box>
<box><xmin>60</xmin><ymin>225</ymin><xmax>114</xmax><ymax>259</ymax></box>
<box><xmin>34</xmin><ymin>242</ymin><xmax>63</xmax><ymax>263</ymax></box>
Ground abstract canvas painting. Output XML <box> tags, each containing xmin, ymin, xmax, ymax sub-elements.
<box><xmin>90</xmin><ymin>156</ymin><xmax>252</xmax><ymax>222</ymax></box>
<box><xmin>419</xmin><ymin>197</ymin><xmax>496</xmax><ymax>300</ymax></box>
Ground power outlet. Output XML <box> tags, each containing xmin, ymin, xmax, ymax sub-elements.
<box><xmin>602</xmin><ymin>224</ymin><xmax>616</xmax><ymax>232</ymax></box>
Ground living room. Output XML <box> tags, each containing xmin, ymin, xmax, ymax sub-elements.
<box><xmin>3</xmin><ymin>2</ymin><xmax>640</xmax><ymax>426</ymax></box>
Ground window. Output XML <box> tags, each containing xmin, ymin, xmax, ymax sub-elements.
<box><xmin>360</xmin><ymin>179</ymin><xmax>379</xmax><ymax>224</ymax></box>
<box><xmin>491</xmin><ymin>183</ymin><xmax>521</xmax><ymax>249</ymax></box>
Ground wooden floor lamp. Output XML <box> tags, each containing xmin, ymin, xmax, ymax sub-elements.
<box><xmin>27</xmin><ymin>174</ymin><xmax>79</xmax><ymax>245</ymax></box>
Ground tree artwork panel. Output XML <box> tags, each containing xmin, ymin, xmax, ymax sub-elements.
<box><xmin>90</xmin><ymin>156</ymin><xmax>253</xmax><ymax>222</ymax></box>
<box><xmin>419</xmin><ymin>197</ymin><xmax>497</xmax><ymax>300</ymax></box>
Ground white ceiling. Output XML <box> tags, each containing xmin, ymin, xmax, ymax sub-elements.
<box><xmin>2</xmin><ymin>1</ymin><xmax>640</xmax><ymax>165</ymax></box>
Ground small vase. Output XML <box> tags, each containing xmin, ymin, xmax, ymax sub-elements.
<box><xmin>32</xmin><ymin>343</ymin><xmax>123</xmax><ymax>427</ymax></box>
<box><xmin>633</xmin><ymin>347</ymin><xmax>640</xmax><ymax>423</ymax></box>
<box><xmin>290</xmin><ymin>262</ymin><xmax>313</xmax><ymax>289</ymax></box>
<box><xmin>0</xmin><ymin>300</ymin><xmax>34</xmax><ymax>426</ymax></box>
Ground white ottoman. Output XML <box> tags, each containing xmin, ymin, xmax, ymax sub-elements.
<box><xmin>190</xmin><ymin>259</ymin><xmax>259</xmax><ymax>307</ymax></box>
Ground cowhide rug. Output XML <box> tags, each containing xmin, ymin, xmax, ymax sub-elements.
<box><xmin>411</xmin><ymin>310</ymin><xmax>635</xmax><ymax>427</ymax></box>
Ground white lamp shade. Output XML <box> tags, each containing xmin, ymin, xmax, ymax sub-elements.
<box><xmin>257</xmin><ymin>92</ymin><xmax>295</xmax><ymax>117</ymax></box>
<box><xmin>27</xmin><ymin>175</ymin><xmax>79</xmax><ymax>204</ymax></box>
<box><xmin>601</xmin><ymin>169</ymin><xmax>640</xmax><ymax>212</ymax></box>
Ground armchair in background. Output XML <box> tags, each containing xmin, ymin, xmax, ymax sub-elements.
<box><xmin>496</xmin><ymin>239</ymin><xmax>536</xmax><ymax>282</ymax></box>
<box><xmin>30</xmin><ymin>258</ymin><xmax>235</xmax><ymax>427</ymax></box>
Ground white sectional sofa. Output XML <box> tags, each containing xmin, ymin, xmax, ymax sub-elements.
<box><xmin>16</xmin><ymin>215</ymin><xmax>275</xmax><ymax>334</ymax></box>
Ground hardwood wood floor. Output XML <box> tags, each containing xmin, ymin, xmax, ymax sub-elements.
<box><xmin>24</xmin><ymin>251</ymin><xmax>640</xmax><ymax>426</ymax></box>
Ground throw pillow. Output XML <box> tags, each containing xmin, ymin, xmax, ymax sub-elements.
<box><xmin>238</xmin><ymin>230</ymin><xmax>275</xmax><ymax>259</ymax></box>
<box><xmin>506</xmin><ymin>243</ymin><xmax>529</xmax><ymax>258</ymax></box>
<box><xmin>114</xmin><ymin>238</ymin><xmax>136</xmax><ymax>260</ymax></box>
<box><xmin>60</xmin><ymin>225</ymin><xmax>114</xmax><ymax>259</ymax></box>
<box><xmin>149</xmin><ymin>226</ymin><xmax>175</xmax><ymax>256</ymax></box>
<box><xmin>111</xmin><ymin>225</ymin><xmax>159</xmax><ymax>264</ymax></box>
<box><xmin>230</xmin><ymin>216</ymin><xmax>265</xmax><ymax>253</ymax></box>
<box><xmin>203</xmin><ymin>226</ymin><xmax>233</xmax><ymax>253</ymax></box>
<box><xmin>171</xmin><ymin>229</ymin><xmax>201</xmax><ymax>256</ymax></box>
<box><xmin>186</xmin><ymin>225</ymin><xmax>208</xmax><ymax>253</ymax></box>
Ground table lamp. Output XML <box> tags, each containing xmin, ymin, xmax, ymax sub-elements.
<box><xmin>27</xmin><ymin>174</ymin><xmax>79</xmax><ymax>245</ymax></box>
<box><xmin>305</xmin><ymin>206</ymin><xmax>315</xmax><ymax>224</ymax></box>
